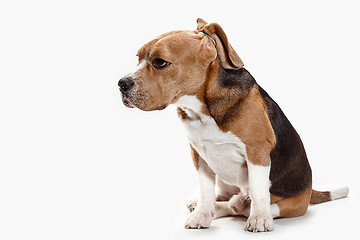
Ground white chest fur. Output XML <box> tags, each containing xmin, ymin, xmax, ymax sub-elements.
<box><xmin>176</xmin><ymin>95</ymin><xmax>248</xmax><ymax>186</ymax></box>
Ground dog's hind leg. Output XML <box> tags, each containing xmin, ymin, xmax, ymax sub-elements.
<box><xmin>213</xmin><ymin>201</ymin><xmax>236</xmax><ymax>218</ymax></box>
<box><xmin>187</xmin><ymin>177</ymin><xmax>240</xmax><ymax>213</ymax></box>
<box><xmin>270</xmin><ymin>186</ymin><xmax>312</xmax><ymax>218</ymax></box>
<box><xmin>186</xmin><ymin>194</ymin><xmax>233</xmax><ymax>214</ymax></box>
<box><xmin>214</xmin><ymin>190</ymin><xmax>252</xmax><ymax>219</ymax></box>
<box><xmin>187</xmin><ymin>199</ymin><xmax>244</xmax><ymax>219</ymax></box>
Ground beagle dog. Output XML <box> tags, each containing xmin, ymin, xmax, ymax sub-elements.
<box><xmin>118</xmin><ymin>18</ymin><xmax>349</xmax><ymax>232</ymax></box>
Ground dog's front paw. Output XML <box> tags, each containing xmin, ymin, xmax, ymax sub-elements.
<box><xmin>245</xmin><ymin>215</ymin><xmax>274</xmax><ymax>232</ymax></box>
<box><xmin>185</xmin><ymin>211</ymin><xmax>214</xmax><ymax>229</ymax></box>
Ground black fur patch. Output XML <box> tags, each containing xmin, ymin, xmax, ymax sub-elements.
<box><xmin>218</xmin><ymin>66</ymin><xmax>255</xmax><ymax>90</ymax></box>
<box><xmin>258</xmin><ymin>86</ymin><xmax>312</xmax><ymax>198</ymax></box>
<box><xmin>205</xmin><ymin>67</ymin><xmax>255</xmax><ymax>128</ymax></box>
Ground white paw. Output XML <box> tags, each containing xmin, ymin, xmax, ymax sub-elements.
<box><xmin>245</xmin><ymin>215</ymin><xmax>274</xmax><ymax>232</ymax></box>
<box><xmin>185</xmin><ymin>211</ymin><xmax>214</xmax><ymax>229</ymax></box>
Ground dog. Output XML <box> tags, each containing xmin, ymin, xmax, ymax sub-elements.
<box><xmin>118</xmin><ymin>18</ymin><xmax>349</xmax><ymax>232</ymax></box>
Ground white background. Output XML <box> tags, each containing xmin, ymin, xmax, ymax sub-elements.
<box><xmin>0</xmin><ymin>0</ymin><xmax>359</xmax><ymax>239</ymax></box>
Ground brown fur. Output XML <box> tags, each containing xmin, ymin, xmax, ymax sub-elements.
<box><xmin>271</xmin><ymin>185</ymin><xmax>312</xmax><ymax>218</ymax></box>
<box><xmin>310</xmin><ymin>190</ymin><xmax>331</xmax><ymax>204</ymax></box>
<box><xmin>177</xmin><ymin>107</ymin><xmax>190</xmax><ymax>120</ymax></box>
<box><xmin>204</xmin><ymin>61</ymin><xmax>276</xmax><ymax>166</ymax></box>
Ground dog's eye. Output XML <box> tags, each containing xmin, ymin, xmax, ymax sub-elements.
<box><xmin>152</xmin><ymin>58</ymin><xmax>171</xmax><ymax>69</ymax></box>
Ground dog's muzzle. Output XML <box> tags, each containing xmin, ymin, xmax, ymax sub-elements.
<box><xmin>118</xmin><ymin>76</ymin><xmax>135</xmax><ymax>108</ymax></box>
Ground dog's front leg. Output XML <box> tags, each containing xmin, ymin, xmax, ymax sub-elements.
<box><xmin>185</xmin><ymin>157</ymin><xmax>215</xmax><ymax>229</ymax></box>
<box><xmin>245</xmin><ymin>160</ymin><xmax>274</xmax><ymax>232</ymax></box>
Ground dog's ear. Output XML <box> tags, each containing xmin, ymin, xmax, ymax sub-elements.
<box><xmin>197</xmin><ymin>18</ymin><xmax>208</xmax><ymax>30</ymax></box>
<box><xmin>196</xmin><ymin>18</ymin><xmax>244</xmax><ymax>70</ymax></box>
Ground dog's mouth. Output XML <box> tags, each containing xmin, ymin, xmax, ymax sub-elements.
<box><xmin>119</xmin><ymin>88</ymin><xmax>167</xmax><ymax>111</ymax></box>
<box><xmin>120</xmin><ymin>92</ymin><xmax>135</xmax><ymax>108</ymax></box>
<box><xmin>122</xmin><ymin>98</ymin><xmax>135</xmax><ymax>108</ymax></box>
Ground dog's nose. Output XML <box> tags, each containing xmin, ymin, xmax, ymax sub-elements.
<box><xmin>118</xmin><ymin>77</ymin><xmax>135</xmax><ymax>93</ymax></box>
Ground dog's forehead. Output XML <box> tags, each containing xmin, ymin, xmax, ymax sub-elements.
<box><xmin>137</xmin><ymin>30</ymin><xmax>201</xmax><ymax>60</ymax></box>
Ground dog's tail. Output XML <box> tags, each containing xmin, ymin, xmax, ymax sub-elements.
<box><xmin>310</xmin><ymin>187</ymin><xmax>349</xmax><ymax>204</ymax></box>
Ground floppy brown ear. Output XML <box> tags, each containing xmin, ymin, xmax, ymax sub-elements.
<box><xmin>196</xmin><ymin>18</ymin><xmax>244</xmax><ymax>69</ymax></box>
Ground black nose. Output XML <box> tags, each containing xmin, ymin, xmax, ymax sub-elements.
<box><xmin>118</xmin><ymin>77</ymin><xmax>135</xmax><ymax>93</ymax></box>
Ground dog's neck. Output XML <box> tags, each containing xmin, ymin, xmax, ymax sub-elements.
<box><xmin>199</xmin><ymin>60</ymin><xmax>257</xmax><ymax>126</ymax></box>
<box><xmin>176</xmin><ymin>59</ymin><xmax>257</xmax><ymax>127</ymax></box>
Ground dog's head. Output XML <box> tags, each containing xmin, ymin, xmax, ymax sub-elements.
<box><xmin>118</xmin><ymin>18</ymin><xmax>244</xmax><ymax>111</ymax></box>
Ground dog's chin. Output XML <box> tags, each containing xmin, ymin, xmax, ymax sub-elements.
<box><xmin>135</xmin><ymin>103</ymin><xmax>168</xmax><ymax>112</ymax></box>
<box><xmin>121</xmin><ymin>95</ymin><xmax>169</xmax><ymax>111</ymax></box>
<box><xmin>122</xmin><ymin>97</ymin><xmax>135</xmax><ymax>108</ymax></box>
